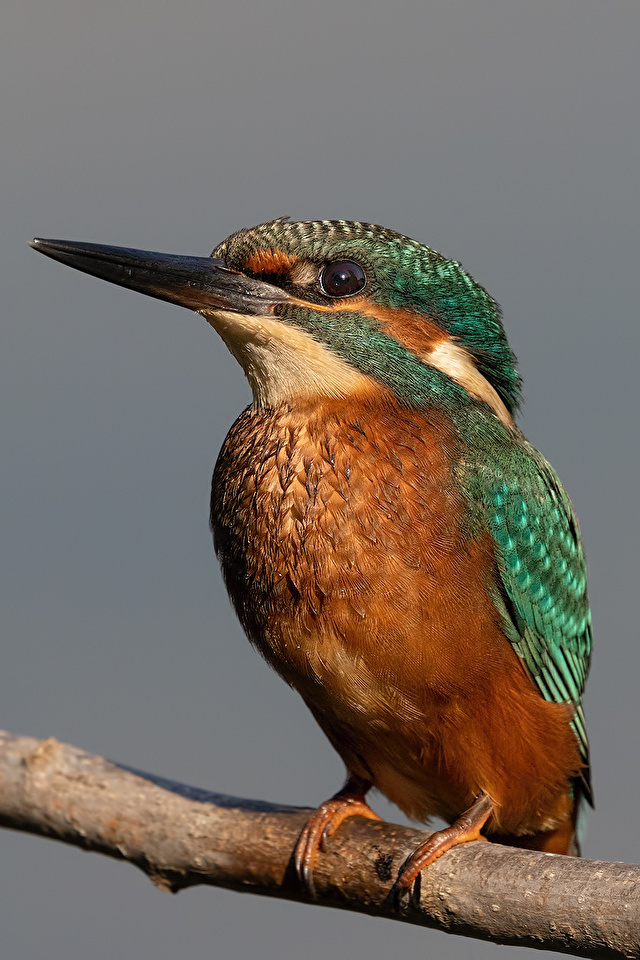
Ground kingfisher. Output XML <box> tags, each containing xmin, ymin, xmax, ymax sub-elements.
<box><xmin>31</xmin><ymin>218</ymin><xmax>592</xmax><ymax>891</ymax></box>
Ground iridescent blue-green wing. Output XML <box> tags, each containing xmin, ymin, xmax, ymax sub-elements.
<box><xmin>483</xmin><ymin>441</ymin><xmax>593</xmax><ymax>804</ymax></box>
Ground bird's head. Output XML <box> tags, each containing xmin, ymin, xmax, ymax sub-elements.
<box><xmin>31</xmin><ymin>218</ymin><xmax>520</xmax><ymax>426</ymax></box>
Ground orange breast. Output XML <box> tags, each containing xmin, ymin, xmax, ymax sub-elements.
<box><xmin>211</xmin><ymin>392</ymin><xmax>581</xmax><ymax>837</ymax></box>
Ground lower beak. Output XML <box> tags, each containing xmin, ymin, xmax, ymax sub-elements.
<box><xmin>29</xmin><ymin>239</ymin><xmax>292</xmax><ymax>315</ymax></box>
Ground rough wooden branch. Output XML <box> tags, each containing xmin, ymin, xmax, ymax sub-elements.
<box><xmin>0</xmin><ymin>731</ymin><xmax>636</xmax><ymax>958</ymax></box>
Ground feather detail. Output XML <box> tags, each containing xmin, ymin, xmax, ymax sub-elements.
<box><xmin>211</xmin><ymin>393</ymin><xmax>586</xmax><ymax>836</ymax></box>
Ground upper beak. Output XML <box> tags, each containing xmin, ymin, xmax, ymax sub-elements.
<box><xmin>29</xmin><ymin>238</ymin><xmax>293</xmax><ymax>315</ymax></box>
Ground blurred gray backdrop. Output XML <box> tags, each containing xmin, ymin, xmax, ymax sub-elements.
<box><xmin>3</xmin><ymin>2</ymin><xmax>639</xmax><ymax>958</ymax></box>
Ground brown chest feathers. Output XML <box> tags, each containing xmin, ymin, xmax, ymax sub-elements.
<box><xmin>210</xmin><ymin>396</ymin><xmax>580</xmax><ymax>836</ymax></box>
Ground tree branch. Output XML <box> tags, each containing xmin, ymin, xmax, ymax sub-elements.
<box><xmin>0</xmin><ymin>731</ymin><xmax>636</xmax><ymax>958</ymax></box>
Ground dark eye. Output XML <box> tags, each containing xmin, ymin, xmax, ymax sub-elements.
<box><xmin>320</xmin><ymin>260</ymin><xmax>366</xmax><ymax>298</ymax></box>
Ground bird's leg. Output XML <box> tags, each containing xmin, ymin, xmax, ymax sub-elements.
<box><xmin>294</xmin><ymin>774</ymin><xmax>382</xmax><ymax>896</ymax></box>
<box><xmin>398</xmin><ymin>791</ymin><xmax>493</xmax><ymax>889</ymax></box>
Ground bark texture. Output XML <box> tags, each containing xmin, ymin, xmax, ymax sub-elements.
<box><xmin>0</xmin><ymin>730</ymin><xmax>637</xmax><ymax>958</ymax></box>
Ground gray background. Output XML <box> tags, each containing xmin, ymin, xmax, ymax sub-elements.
<box><xmin>2</xmin><ymin>2</ymin><xmax>639</xmax><ymax>958</ymax></box>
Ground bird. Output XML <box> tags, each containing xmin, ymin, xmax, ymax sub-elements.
<box><xmin>30</xmin><ymin>218</ymin><xmax>592</xmax><ymax>891</ymax></box>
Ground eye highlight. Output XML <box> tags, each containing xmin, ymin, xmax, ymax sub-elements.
<box><xmin>320</xmin><ymin>260</ymin><xmax>366</xmax><ymax>298</ymax></box>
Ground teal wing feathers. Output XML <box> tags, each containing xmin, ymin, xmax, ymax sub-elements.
<box><xmin>480</xmin><ymin>437</ymin><xmax>593</xmax><ymax>805</ymax></box>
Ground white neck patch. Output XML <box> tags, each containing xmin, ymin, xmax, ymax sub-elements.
<box><xmin>427</xmin><ymin>339</ymin><xmax>514</xmax><ymax>429</ymax></box>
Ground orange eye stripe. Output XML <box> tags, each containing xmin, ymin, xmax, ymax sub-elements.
<box><xmin>243</xmin><ymin>248</ymin><xmax>299</xmax><ymax>275</ymax></box>
<box><xmin>356</xmin><ymin>301</ymin><xmax>448</xmax><ymax>351</ymax></box>
<box><xmin>282</xmin><ymin>295</ymin><xmax>448</xmax><ymax>351</ymax></box>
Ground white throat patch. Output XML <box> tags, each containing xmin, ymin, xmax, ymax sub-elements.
<box><xmin>201</xmin><ymin>309</ymin><xmax>372</xmax><ymax>408</ymax></box>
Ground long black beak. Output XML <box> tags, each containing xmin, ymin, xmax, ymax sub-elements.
<box><xmin>29</xmin><ymin>239</ymin><xmax>293</xmax><ymax>315</ymax></box>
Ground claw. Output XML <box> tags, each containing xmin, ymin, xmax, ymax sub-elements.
<box><xmin>293</xmin><ymin>776</ymin><xmax>382</xmax><ymax>896</ymax></box>
<box><xmin>397</xmin><ymin>792</ymin><xmax>493</xmax><ymax>889</ymax></box>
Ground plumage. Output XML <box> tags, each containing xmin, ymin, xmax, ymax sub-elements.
<box><xmin>31</xmin><ymin>217</ymin><xmax>593</xmax><ymax>888</ymax></box>
<box><xmin>211</xmin><ymin>396</ymin><xmax>584</xmax><ymax>841</ymax></box>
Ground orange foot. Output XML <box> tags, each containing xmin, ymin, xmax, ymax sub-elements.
<box><xmin>294</xmin><ymin>775</ymin><xmax>382</xmax><ymax>897</ymax></box>
<box><xmin>398</xmin><ymin>792</ymin><xmax>494</xmax><ymax>889</ymax></box>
